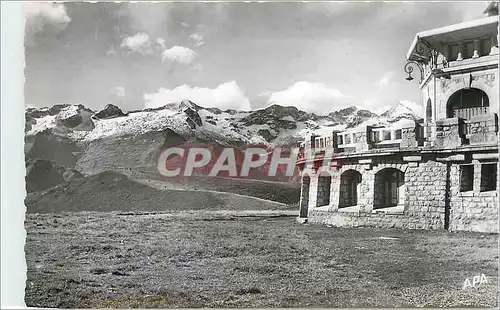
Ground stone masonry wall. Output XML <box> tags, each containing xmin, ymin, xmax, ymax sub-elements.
<box><xmin>301</xmin><ymin>154</ymin><xmax>498</xmax><ymax>233</ymax></box>
<box><xmin>403</xmin><ymin>160</ymin><xmax>447</xmax><ymax>230</ymax></box>
<box><xmin>448</xmin><ymin>162</ymin><xmax>499</xmax><ymax>233</ymax></box>
<box><xmin>304</xmin><ymin>160</ymin><xmax>447</xmax><ymax>230</ymax></box>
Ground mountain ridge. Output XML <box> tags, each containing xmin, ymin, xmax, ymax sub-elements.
<box><xmin>25</xmin><ymin>100</ymin><xmax>423</xmax><ymax>145</ymax></box>
<box><xmin>24</xmin><ymin>100</ymin><xmax>423</xmax><ymax>180</ymax></box>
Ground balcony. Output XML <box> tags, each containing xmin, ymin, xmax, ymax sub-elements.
<box><xmin>303</xmin><ymin>122</ymin><xmax>425</xmax><ymax>157</ymax></box>
<box><xmin>434</xmin><ymin>113</ymin><xmax>498</xmax><ymax>148</ymax></box>
<box><xmin>299</xmin><ymin>113</ymin><xmax>498</xmax><ymax>160</ymax></box>
<box><xmin>452</xmin><ymin>106</ymin><xmax>490</xmax><ymax>119</ymax></box>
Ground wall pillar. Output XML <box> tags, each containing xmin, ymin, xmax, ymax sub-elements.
<box><xmin>473</xmin><ymin>160</ymin><xmax>481</xmax><ymax>193</ymax></box>
<box><xmin>359</xmin><ymin>172</ymin><xmax>374</xmax><ymax>213</ymax></box>
<box><xmin>307</xmin><ymin>175</ymin><xmax>319</xmax><ymax>214</ymax></box>
<box><xmin>329</xmin><ymin>171</ymin><xmax>341</xmax><ymax>211</ymax></box>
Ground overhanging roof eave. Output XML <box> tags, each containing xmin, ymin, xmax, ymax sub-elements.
<box><xmin>406</xmin><ymin>16</ymin><xmax>499</xmax><ymax>61</ymax></box>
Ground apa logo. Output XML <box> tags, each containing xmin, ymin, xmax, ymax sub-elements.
<box><xmin>462</xmin><ymin>274</ymin><xmax>488</xmax><ymax>289</ymax></box>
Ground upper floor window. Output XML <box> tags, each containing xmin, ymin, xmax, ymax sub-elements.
<box><xmin>480</xmin><ymin>39</ymin><xmax>492</xmax><ymax>56</ymax></box>
<box><xmin>345</xmin><ymin>134</ymin><xmax>352</xmax><ymax>145</ymax></box>
<box><xmin>395</xmin><ymin>129</ymin><xmax>402</xmax><ymax>140</ymax></box>
<box><xmin>447</xmin><ymin>88</ymin><xmax>489</xmax><ymax>119</ymax></box>
<box><xmin>337</xmin><ymin>135</ymin><xmax>344</xmax><ymax>145</ymax></box>
<box><xmin>448</xmin><ymin>44</ymin><xmax>460</xmax><ymax>60</ymax></box>
<box><xmin>462</xmin><ymin>41</ymin><xmax>475</xmax><ymax>59</ymax></box>
<box><xmin>382</xmin><ymin>130</ymin><xmax>391</xmax><ymax>141</ymax></box>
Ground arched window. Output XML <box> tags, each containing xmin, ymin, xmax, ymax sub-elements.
<box><xmin>339</xmin><ymin>170</ymin><xmax>362</xmax><ymax>207</ymax></box>
<box><xmin>447</xmin><ymin>88</ymin><xmax>489</xmax><ymax>119</ymax></box>
<box><xmin>316</xmin><ymin>174</ymin><xmax>331</xmax><ymax>207</ymax></box>
<box><xmin>426</xmin><ymin>98</ymin><xmax>432</xmax><ymax>123</ymax></box>
<box><xmin>299</xmin><ymin>175</ymin><xmax>311</xmax><ymax>218</ymax></box>
<box><xmin>374</xmin><ymin>168</ymin><xmax>405</xmax><ymax>209</ymax></box>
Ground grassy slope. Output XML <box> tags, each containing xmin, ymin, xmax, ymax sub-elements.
<box><xmin>25</xmin><ymin>171</ymin><xmax>286</xmax><ymax>214</ymax></box>
<box><xmin>136</xmin><ymin>174</ymin><xmax>301</xmax><ymax>205</ymax></box>
<box><xmin>25</xmin><ymin>212</ymin><xmax>498</xmax><ymax>308</ymax></box>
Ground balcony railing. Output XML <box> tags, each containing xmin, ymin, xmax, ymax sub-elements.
<box><xmin>453</xmin><ymin>106</ymin><xmax>489</xmax><ymax>119</ymax></box>
<box><xmin>434</xmin><ymin>113</ymin><xmax>498</xmax><ymax>147</ymax></box>
<box><xmin>300</xmin><ymin>113</ymin><xmax>497</xmax><ymax>159</ymax></box>
<box><xmin>303</xmin><ymin>123</ymin><xmax>424</xmax><ymax>156</ymax></box>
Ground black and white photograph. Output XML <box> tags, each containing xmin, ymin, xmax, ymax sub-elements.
<box><xmin>8</xmin><ymin>0</ymin><xmax>500</xmax><ymax>308</ymax></box>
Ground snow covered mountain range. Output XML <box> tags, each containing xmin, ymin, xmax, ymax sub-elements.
<box><xmin>24</xmin><ymin>100</ymin><xmax>423</xmax><ymax>182</ymax></box>
<box><xmin>25</xmin><ymin>100</ymin><xmax>423</xmax><ymax>147</ymax></box>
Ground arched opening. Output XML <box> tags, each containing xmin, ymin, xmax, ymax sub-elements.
<box><xmin>339</xmin><ymin>170</ymin><xmax>362</xmax><ymax>208</ymax></box>
<box><xmin>446</xmin><ymin>88</ymin><xmax>489</xmax><ymax>119</ymax></box>
<box><xmin>426</xmin><ymin>98</ymin><xmax>432</xmax><ymax>123</ymax></box>
<box><xmin>299</xmin><ymin>175</ymin><xmax>310</xmax><ymax>218</ymax></box>
<box><xmin>374</xmin><ymin>168</ymin><xmax>405</xmax><ymax>209</ymax></box>
<box><xmin>316</xmin><ymin>174</ymin><xmax>332</xmax><ymax>207</ymax></box>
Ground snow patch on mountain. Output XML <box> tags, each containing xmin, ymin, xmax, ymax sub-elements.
<box><xmin>25</xmin><ymin>100</ymin><xmax>422</xmax><ymax>148</ymax></box>
<box><xmin>85</xmin><ymin>109</ymin><xmax>191</xmax><ymax>141</ymax></box>
<box><xmin>27</xmin><ymin>114</ymin><xmax>57</xmax><ymax>135</ymax></box>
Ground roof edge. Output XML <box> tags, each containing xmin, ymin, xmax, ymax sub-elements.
<box><xmin>406</xmin><ymin>15</ymin><xmax>499</xmax><ymax>60</ymax></box>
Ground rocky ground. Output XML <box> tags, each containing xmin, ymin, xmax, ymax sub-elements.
<box><xmin>25</xmin><ymin>212</ymin><xmax>498</xmax><ymax>308</ymax></box>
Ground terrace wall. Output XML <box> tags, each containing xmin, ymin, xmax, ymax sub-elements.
<box><xmin>300</xmin><ymin>155</ymin><xmax>498</xmax><ymax>233</ymax></box>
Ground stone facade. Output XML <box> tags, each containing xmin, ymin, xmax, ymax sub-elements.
<box><xmin>296</xmin><ymin>8</ymin><xmax>499</xmax><ymax>233</ymax></box>
<box><xmin>298</xmin><ymin>151</ymin><xmax>498</xmax><ymax>233</ymax></box>
<box><xmin>448</xmin><ymin>161</ymin><xmax>499</xmax><ymax>233</ymax></box>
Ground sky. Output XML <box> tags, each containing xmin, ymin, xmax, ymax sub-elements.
<box><xmin>24</xmin><ymin>1</ymin><xmax>490</xmax><ymax>115</ymax></box>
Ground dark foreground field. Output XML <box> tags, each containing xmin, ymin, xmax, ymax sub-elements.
<box><xmin>25</xmin><ymin>211</ymin><xmax>498</xmax><ymax>308</ymax></box>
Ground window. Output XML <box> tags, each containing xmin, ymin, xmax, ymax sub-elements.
<box><xmin>345</xmin><ymin>134</ymin><xmax>352</xmax><ymax>145</ymax></box>
<box><xmin>463</xmin><ymin>41</ymin><xmax>474</xmax><ymax>59</ymax></box>
<box><xmin>383</xmin><ymin>130</ymin><xmax>391</xmax><ymax>141</ymax></box>
<box><xmin>395</xmin><ymin>129</ymin><xmax>402</xmax><ymax>140</ymax></box>
<box><xmin>447</xmin><ymin>88</ymin><xmax>489</xmax><ymax>119</ymax></box>
<box><xmin>448</xmin><ymin>44</ymin><xmax>460</xmax><ymax>60</ymax></box>
<box><xmin>459</xmin><ymin>165</ymin><xmax>474</xmax><ymax>192</ymax></box>
<box><xmin>481</xmin><ymin>38</ymin><xmax>492</xmax><ymax>56</ymax></box>
<box><xmin>337</xmin><ymin>135</ymin><xmax>344</xmax><ymax>145</ymax></box>
<box><xmin>339</xmin><ymin>170</ymin><xmax>362</xmax><ymax>208</ymax></box>
<box><xmin>480</xmin><ymin>163</ymin><xmax>497</xmax><ymax>192</ymax></box>
<box><xmin>372</xmin><ymin>131</ymin><xmax>380</xmax><ymax>143</ymax></box>
<box><xmin>374</xmin><ymin>168</ymin><xmax>405</xmax><ymax>209</ymax></box>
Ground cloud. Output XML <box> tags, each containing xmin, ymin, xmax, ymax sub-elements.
<box><xmin>24</xmin><ymin>2</ymin><xmax>71</xmax><ymax>46</ymax></box>
<box><xmin>376</xmin><ymin>71</ymin><xmax>394</xmax><ymax>90</ymax></box>
<box><xmin>189</xmin><ymin>33</ymin><xmax>205</xmax><ymax>47</ymax></box>
<box><xmin>156</xmin><ymin>38</ymin><xmax>166</xmax><ymax>50</ymax></box>
<box><xmin>161</xmin><ymin>46</ymin><xmax>197</xmax><ymax>64</ymax></box>
<box><xmin>125</xmin><ymin>3</ymin><xmax>174</xmax><ymax>37</ymax></box>
<box><xmin>110</xmin><ymin>86</ymin><xmax>126</xmax><ymax>98</ymax></box>
<box><xmin>121</xmin><ymin>32</ymin><xmax>154</xmax><ymax>55</ymax></box>
<box><xmin>144</xmin><ymin>81</ymin><xmax>251</xmax><ymax>111</ymax></box>
<box><xmin>268</xmin><ymin>81</ymin><xmax>353</xmax><ymax>114</ymax></box>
